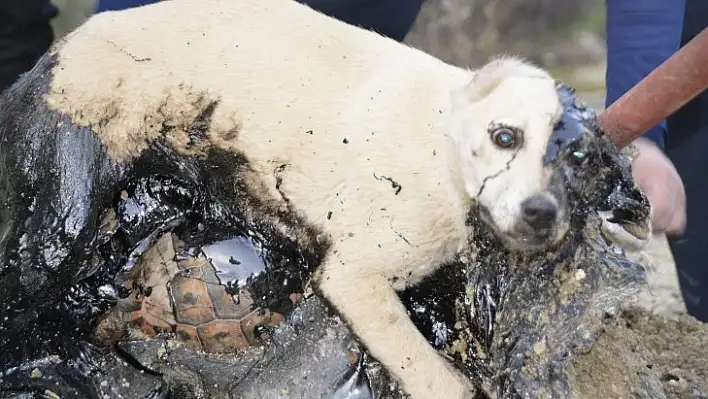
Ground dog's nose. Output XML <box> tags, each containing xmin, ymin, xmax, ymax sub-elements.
<box><xmin>521</xmin><ymin>195</ymin><xmax>557</xmax><ymax>230</ymax></box>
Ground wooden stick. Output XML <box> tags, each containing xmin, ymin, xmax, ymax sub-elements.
<box><xmin>598</xmin><ymin>27</ymin><xmax>708</xmax><ymax>149</ymax></box>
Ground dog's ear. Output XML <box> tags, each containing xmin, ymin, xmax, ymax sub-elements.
<box><xmin>451</xmin><ymin>56</ymin><xmax>547</xmax><ymax>108</ymax></box>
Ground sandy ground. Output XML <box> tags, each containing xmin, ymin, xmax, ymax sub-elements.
<box><xmin>631</xmin><ymin>236</ymin><xmax>688</xmax><ymax>318</ymax></box>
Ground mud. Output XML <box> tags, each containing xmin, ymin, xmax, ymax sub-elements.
<box><xmin>566</xmin><ymin>307</ymin><xmax>708</xmax><ymax>399</ymax></box>
<box><xmin>567</xmin><ymin>315</ymin><xmax>664</xmax><ymax>399</ymax></box>
<box><xmin>622</xmin><ymin>307</ymin><xmax>708</xmax><ymax>397</ymax></box>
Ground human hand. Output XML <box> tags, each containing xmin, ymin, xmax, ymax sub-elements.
<box><xmin>630</xmin><ymin>137</ymin><xmax>686</xmax><ymax>236</ymax></box>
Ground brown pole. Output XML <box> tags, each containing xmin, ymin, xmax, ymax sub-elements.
<box><xmin>598</xmin><ymin>27</ymin><xmax>708</xmax><ymax>149</ymax></box>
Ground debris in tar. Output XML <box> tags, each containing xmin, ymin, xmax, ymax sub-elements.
<box><xmin>373</xmin><ymin>173</ymin><xmax>402</xmax><ymax>195</ymax></box>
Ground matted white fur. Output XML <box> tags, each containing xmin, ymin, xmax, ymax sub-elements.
<box><xmin>44</xmin><ymin>0</ymin><xmax>568</xmax><ymax>397</ymax></box>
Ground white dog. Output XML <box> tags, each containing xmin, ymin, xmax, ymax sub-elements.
<box><xmin>44</xmin><ymin>0</ymin><xmax>581</xmax><ymax>397</ymax></box>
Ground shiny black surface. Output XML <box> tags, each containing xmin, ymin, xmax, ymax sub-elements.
<box><xmin>0</xmin><ymin>53</ymin><xmax>326</xmax><ymax>386</ymax></box>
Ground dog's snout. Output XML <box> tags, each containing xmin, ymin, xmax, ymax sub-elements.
<box><xmin>521</xmin><ymin>195</ymin><xmax>557</xmax><ymax>230</ymax></box>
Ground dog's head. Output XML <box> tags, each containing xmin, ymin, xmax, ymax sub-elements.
<box><xmin>449</xmin><ymin>56</ymin><xmax>601</xmax><ymax>252</ymax></box>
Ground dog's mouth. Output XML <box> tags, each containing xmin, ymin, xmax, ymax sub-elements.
<box><xmin>507</xmin><ymin>224</ymin><xmax>559</xmax><ymax>252</ymax></box>
<box><xmin>477</xmin><ymin>204</ymin><xmax>566</xmax><ymax>252</ymax></box>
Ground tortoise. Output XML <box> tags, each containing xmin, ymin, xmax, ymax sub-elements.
<box><xmin>95</xmin><ymin>230</ymin><xmax>303</xmax><ymax>354</ymax></box>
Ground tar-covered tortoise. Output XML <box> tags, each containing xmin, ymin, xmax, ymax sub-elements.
<box><xmin>95</xmin><ymin>231</ymin><xmax>302</xmax><ymax>354</ymax></box>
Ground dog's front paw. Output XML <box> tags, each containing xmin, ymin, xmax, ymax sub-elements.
<box><xmin>402</xmin><ymin>361</ymin><xmax>476</xmax><ymax>399</ymax></box>
<box><xmin>442</xmin><ymin>361</ymin><xmax>477</xmax><ymax>399</ymax></box>
<box><xmin>456</xmin><ymin>372</ymin><xmax>477</xmax><ymax>399</ymax></box>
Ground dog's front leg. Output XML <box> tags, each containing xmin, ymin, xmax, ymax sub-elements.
<box><xmin>318</xmin><ymin>263</ymin><xmax>473</xmax><ymax>399</ymax></box>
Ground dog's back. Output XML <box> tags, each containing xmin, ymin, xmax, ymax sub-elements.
<box><xmin>45</xmin><ymin>0</ymin><xmax>473</xmax><ymax>277</ymax></box>
<box><xmin>47</xmin><ymin>0</ymin><xmax>466</xmax><ymax>160</ymax></box>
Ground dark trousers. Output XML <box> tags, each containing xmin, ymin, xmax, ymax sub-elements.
<box><xmin>293</xmin><ymin>0</ymin><xmax>424</xmax><ymax>43</ymax></box>
<box><xmin>666</xmin><ymin>0</ymin><xmax>708</xmax><ymax>322</ymax></box>
<box><xmin>0</xmin><ymin>0</ymin><xmax>424</xmax><ymax>93</ymax></box>
<box><xmin>0</xmin><ymin>0</ymin><xmax>57</xmax><ymax>92</ymax></box>
<box><xmin>95</xmin><ymin>0</ymin><xmax>160</xmax><ymax>13</ymax></box>
<box><xmin>96</xmin><ymin>0</ymin><xmax>425</xmax><ymax>43</ymax></box>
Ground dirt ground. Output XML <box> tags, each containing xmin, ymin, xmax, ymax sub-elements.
<box><xmin>566</xmin><ymin>306</ymin><xmax>708</xmax><ymax>398</ymax></box>
<box><xmin>625</xmin><ymin>306</ymin><xmax>708</xmax><ymax>396</ymax></box>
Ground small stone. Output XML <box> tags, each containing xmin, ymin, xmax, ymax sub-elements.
<box><xmin>532</xmin><ymin>340</ymin><xmax>547</xmax><ymax>355</ymax></box>
<box><xmin>44</xmin><ymin>390</ymin><xmax>60</xmax><ymax>399</ymax></box>
<box><xmin>611</xmin><ymin>244</ymin><xmax>624</xmax><ymax>255</ymax></box>
<box><xmin>574</xmin><ymin>269</ymin><xmax>586</xmax><ymax>281</ymax></box>
<box><xmin>30</xmin><ymin>368</ymin><xmax>42</xmax><ymax>379</ymax></box>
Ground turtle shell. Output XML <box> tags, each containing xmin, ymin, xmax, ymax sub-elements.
<box><xmin>96</xmin><ymin>232</ymin><xmax>296</xmax><ymax>354</ymax></box>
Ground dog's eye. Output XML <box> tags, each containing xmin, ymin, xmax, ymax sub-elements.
<box><xmin>491</xmin><ymin>128</ymin><xmax>517</xmax><ymax>149</ymax></box>
<box><xmin>571</xmin><ymin>150</ymin><xmax>588</xmax><ymax>165</ymax></box>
